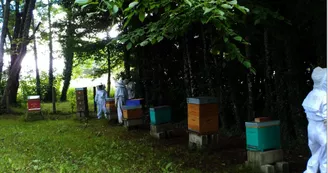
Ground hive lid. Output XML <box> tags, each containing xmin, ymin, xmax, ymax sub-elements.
<box><xmin>106</xmin><ymin>98</ymin><xmax>115</xmax><ymax>101</ymax></box>
<box><xmin>75</xmin><ymin>87</ymin><xmax>86</xmax><ymax>91</ymax></box>
<box><xmin>245</xmin><ymin>120</ymin><xmax>280</xmax><ymax>128</ymax></box>
<box><xmin>27</xmin><ymin>95</ymin><xmax>40</xmax><ymax>100</ymax></box>
<box><xmin>149</xmin><ymin>105</ymin><xmax>170</xmax><ymax>111</ymax></box>
<box><xmin>122</xmin><ymin>105</ymin><xmax>142</xmax><ymax>110</ymax></box>
<box><xmin>187</xmin><ymin>97</ymin><xmax>218</xmax><ymax>104</ymax></box>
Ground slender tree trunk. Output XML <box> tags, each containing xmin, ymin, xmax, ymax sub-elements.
<box><xmin>106</xmin><ymin>30</ymin><xmax>111</xmax><ymax>96</ymax></box>
<box><xmin>263</xmin><ymin>28</ymin><xmax>273</xmax><ymax>117</ymax></box>
<box><xmin>32</xmin><ymin>15</ymin><xmax>41</xmax><ymax>96</ymax></box>
<box><xmin>245</xmin><ymin>36</ymin><xmax>254</xmax><ymax>121</ymax></box>
<box><xmin>45</xmin><ymin>0</ymin><xmax>54</xmax><ymax>101</ymax></box>
<box><xmin>60</xmin><ymin>8</ymin><xmax>74</xmax><ymax>101</ymax></box>
<box><xmin>0</xmin><ymin>0</ymin><xmax>11</xmax><ymax>84</ymax></box>
<box><xmin>2</xmin><ymin>0</ymin><xmax>37</xmax><ymax>106</ymax></box>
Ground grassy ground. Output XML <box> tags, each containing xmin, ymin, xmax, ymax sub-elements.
<box><xmin>0</xmin><ymin>116</ymin><xmax>259</xmax><ymax>173</ymax></box>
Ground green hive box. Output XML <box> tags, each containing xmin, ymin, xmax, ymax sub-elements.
<box><xmin>245</xmin><ymin>120</ymin><xmax>281</xmax><ymax>151</ymax></box>
<box><xmin>149</xmin><ymin>106</ymin><xmax>171</xmax><ymax>125</ymax></box>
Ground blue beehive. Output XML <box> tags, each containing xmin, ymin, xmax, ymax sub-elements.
<box><xmin>149</xmin><ymin>106</ymin><xmax>171</xmax><ymax>125</ymax></box>
<box><xmin>245</xmin><ymin>120</ymin><xmax>281</xmax><ymax>151</ymax></box>
<box><xmin>126</xmin><ymin>99</ymin><xmax>144</xmax><ymax>107</ymax></box>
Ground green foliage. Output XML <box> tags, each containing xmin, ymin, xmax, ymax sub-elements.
<box><xmin>18</xmin><ymin>72</ymin><xmax>62</xmax><ymax>103</ymax></box>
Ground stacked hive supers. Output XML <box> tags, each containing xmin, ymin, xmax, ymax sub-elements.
<box><xmin>75</xmin><ymin>87</ymin><xmax>89</xmax><ymax>117</ymax></box>
<box><xmin>187</xmin><ymin>97</ymin><xmax>219</xmax><ymax>134</ymax></box>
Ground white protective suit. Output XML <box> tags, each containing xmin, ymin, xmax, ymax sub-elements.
<box><xmin>115</xmin><ymin>79</ymin><xmax>128</xmax><ymax>124</ymax></box>
<box><xmin>95</xmin><ymin>86</ymin><xmax>108</xmax><ymax>119</ymax></box>
<box><xmin>125</xmin><ymin>80</ymin><xmax>135</xmax><ymax>99</ymax></box>
<box><xmin>302</xmin><ymin>67</ymin><xmax>327</xmax><ymax>173</ymax></box>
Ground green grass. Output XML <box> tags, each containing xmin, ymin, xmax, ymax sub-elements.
<box><xmin>0</xmin><ymin>117</ymin><xmax>257</xmax><ymax>173</ymax></box>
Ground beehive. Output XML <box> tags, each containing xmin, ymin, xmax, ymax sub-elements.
<box><xmin>75</xmin><ymin>88</ymin><xmax>89</xmax><ymax>114</ymax></box>
<box><xmin>149</xmin><ymin>106</ymin><xmax>171</xmax><ymax>125</ymax></box>
<box><xmin>27</xmin><ymin>95</ymin><xmax>41</xmax><ymax>112</ymax></box>
<box><xmin>245</xmin><ymin>120</ymin><xmax>281</xmax><ymax>151</ymax></box>
<box><xmin>105</xmin><ymin>98</ymin><xmax>116</xmax><ymax>112</ymax></box>
<box><xmin>126</xmin><ymin>98</ymin><xmax>144</xmax><ymax>107</ymax></box>
<box><xmin>123</xmin><ymin>105</ymin><xmax>143</xmax><ymax>119</ymax></box>
<box><xmin>187</xmin><ymin>97</ymin><xmax>219</xmax><ymax>134</ymax></box>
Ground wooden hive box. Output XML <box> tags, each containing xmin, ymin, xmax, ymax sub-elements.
<box><xmin>245</xmin><ymin>120</ymin><xmax>281</xmax><ymax>151</ymax></box>
<box><xmin>75</xmin><ymin>87</ymin><xmax>89</xmax><ymax>114</ymax></box>
<box><xmin>105</xmin><ymin>98</ymin><xmax>116</xmax><ymax>111</ymax></box>
<box><xmin>123</xmin><ymin>105</ymin><xmax>143</xmax><ymax>119</ymax></box>
<box><xmin>149</xmin><ymin>106</ymin><xmax>171</xmax><ymax>125</ymax></box>
<box><xmin>27</xmin><ymin>95</ymin><xmax>41</xmax><ymax>112</ymax></box>
<box><xmin>187</xmin><ymin>97</ymin><xmax>219</xmax><ymax>134</ymax></box>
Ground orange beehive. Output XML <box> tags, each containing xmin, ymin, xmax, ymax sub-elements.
<box><xmin>105</xmin><ymin>98</ymin><xmax>116</xmax><ymax>112</ymax></box>
<box><xmin>187</xmin><ymin>97</ymin><xmax>219</xmax><ymax>134</ymax></box>
<box><xmin>27</xmin><ymin>95</ymin><xmax>41</xmax><ymax>112</ymax></box>
<box><xmin>122</xmin><ymin>106</ymin><xmax>143</xmax><ymax>119</ymax></box>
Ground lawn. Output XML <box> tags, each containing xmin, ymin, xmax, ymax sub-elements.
<box><xmin>0</xmin><ymin>116</ymin><xmax>258</xmax><ymax>173</ymax></box>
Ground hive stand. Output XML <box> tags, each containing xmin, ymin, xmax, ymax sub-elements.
<box><xmin>123</xmin><ymin>118</ymin><xmax>144</xmax><ymax>130</ymax></box>
<box><xmin>150</xmin><ymin>123</ymin><xmax>174</xmax><ymax>139</ymax></box>
<box><xmin>188</xmin><ymin>130</ymin><xmax>219</xmax><ymax>150</ymax></box>
<box><xmin>245</xmin><ymin>149</ymin><xmax>289</xmax><ymax>173</ymax></box>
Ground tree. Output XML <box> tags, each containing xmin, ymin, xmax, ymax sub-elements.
<box><xmin>0</xmin><ymin>0</ymin><xmax>11</xmax><ymax>84</ymax></box>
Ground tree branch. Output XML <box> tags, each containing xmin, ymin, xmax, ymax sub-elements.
<box><xmin>28</xmin><ymin>22</ymin><xmax>41</xmax><ymax>41</ymax></box>
<box><xmin>6</xmin><ymin>27</ymin><xmax>12</xmax><ymax>43</ymax></box>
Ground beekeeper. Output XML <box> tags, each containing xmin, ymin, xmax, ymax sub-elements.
<box><xmin>302</xmin><ymin>66</ymin><xmax>327</xmax><ymax>173</ymax></box>
<box><xmin>124</xmin><ymin>79</ymin><xmax>135</xmax><ymax>99</ymax></box>
<box><xmin>95</xmin><ymin>84</ymin><xmax>108</xmax><ymax>119</ymax></box>
<box><xmin>115</xmin><ymin>78</ymin><xmax>128</xmax><ymax>124</ymax></box>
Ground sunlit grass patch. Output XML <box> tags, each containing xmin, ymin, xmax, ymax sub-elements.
<box><xmin>0</xmin><ymin>119</ymin><xmax>256</xmax><ymax>173</ymax></box>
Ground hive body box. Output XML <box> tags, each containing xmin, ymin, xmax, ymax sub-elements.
<box><xmin>75</xmin><ymin>88</ymin><xmax>89</xmax><ymax>116</ymax></box>
<box><xmin>27</xmin><ymin>95</ymin><xmax>41</xmax><ymax>112</ymax></box>
<box><xmin>105</xmin><ymin>98</ymin><xmax>116</xmax><ymax>112</ymax></box>
<box><xmin>187</xmin><ymin>97</ymin><xmax>219</xmax><ymax>134</ymax></box>
<box><xmin>245</xmin><ymin>120</ymin><xmax>281</xmax><ymax>151</ymax></box>
<box><xmin>126</xmin><ymin>98</ymin><xmax>144</xmax><ymax>107</ymax></box>
<box><xmin>149</xmin><ymin>106</ymin><xmax>171</xmax><ymax>125</ymax></box>
<box><xmin>123</xmin><ymin>105</ymin><xmax>143</xmax><ymax>119</ymax></box>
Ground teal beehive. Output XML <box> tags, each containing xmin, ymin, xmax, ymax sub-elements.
<box><xmin>149</xmin><ymin>106</ymin><xmax>171</xmax><ymax>125</ymax></box>
<box><xmin>245</xmin><ymin>120</ymin><xmax>281</xmax><ymax>151</ymax></box>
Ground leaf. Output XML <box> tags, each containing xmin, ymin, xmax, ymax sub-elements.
<box><xmin>254</xmin><ymin>19</ymin><xmax>261</xmax><ymax>25</ymax></box>
<box><xmin>243</xmin><ymin>60</ymin><xmax>252</xmax><ymax>69</ymax></box>
<box><xmin>157</xmin><ymin>36</ymin><xmax>164</xmax><ymax>42</ymax></box>
<box><xmin>126</xmin><ymin>42</ymin><xmax>132</xmax><ymax>50</ymax></box>
<box><xmin>75</xmin><ymin>0</ymin><xmax>89</xmax><ymax>5</ymax></box>
<box><xmin>113</xmin><ymin>5</ymin><xmax>119</xmax><ymax>14</ymax></box>
<box><xmin>227</xmin><ymin>0</ymin><xmax>237</xmax><ymax>5</ymax></box>
<box><xmin>81</xmin><ymin>4</ymin><xmax>89</xmax><ymax>10</ymax></box>
<box><xmin>165</xmin><ymin>162</ymin><xmax>172</xmax><ymax>169</ymax></box>
<box><xmin>233</xmin><ymin>36</ymin><xmax>242</xmax><ymax>42</ymax></box>
<box><xmin>140</xmin><ymin>40</ymin><xmax>149</xmax><ymax>46</ymax></box>
<box><xmin>214</xmin><ymin>9</ymin><xmax>225</xmax><ymax>16</ymax></box>
<box><xmin>184</xmin><ymin>0</ymin><xmax>192</xmax><ymax>7</ymax></box>
<box><xmin>203</xmin><ymin>7</ymin><xmax>215</xmax><ymax>15</ymax></box>
<box><xmin>139</xmin><ymin>12</ymin><xmax>145</xmax><ymax>22</ymax></box>
<box><xmin>128</xmin><ymin>2</ymin><xmax>139</xmax><ymax>8</ymax></box>
<box><xmin>224</xmin><ymin>37</ymin><xmax>228</xmax><ymax>43</ymax></box>
<box><xmin>235</xmin><ymin>5</ymin><xmax>249</xmax><ymax>14</ymax></box>
<box><xmin>221</xmin><ymin>4</ymin><xmax>233</xmax><ymax>9</ymax></box>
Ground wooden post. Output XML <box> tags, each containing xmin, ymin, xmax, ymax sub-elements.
<box><xmin>52</xmin><ymin>87</ymin><xmax>56</xmax><ymax>113</ymax></box>
<box><xmin>93</xmin><ymin>86</ymin><xmax>97</xmax><ymax>112</ymax></box>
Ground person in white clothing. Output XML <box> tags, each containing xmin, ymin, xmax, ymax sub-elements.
<box><xmin>115</xmin><ymin>78</ymin><xmax>128</xmax><ymax>124</ymax></box>
<box><xmin>95</xmin><ymin>84</ymin><xmax>108</xmax><ymax>119</ymax></box>
<box><xmin>124</xmin><ymin>79</ymin><xmax>135</xmax><ymax>99</ymax></box>
<box><xmin>302</xmin><ymin>66</ymin><xmax>327</xmax><ymax>173</ymax></box>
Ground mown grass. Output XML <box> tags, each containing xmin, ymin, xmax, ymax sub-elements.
<box><xmin>0</xmin><ymin>117</ymin><xmax>258</xmax><ymax>173</ymax></box>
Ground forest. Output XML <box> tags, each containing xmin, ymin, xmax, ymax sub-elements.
<box><xmin>0</xmin><ymin>0</ymin><xmax>326</xmax><ymax>172</ymax></box>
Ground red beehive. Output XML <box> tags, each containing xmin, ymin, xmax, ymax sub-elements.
<box><xmin>27</xmin><ymin>95</ymin><xmax>41</xmax><ymax>112</ymax></box>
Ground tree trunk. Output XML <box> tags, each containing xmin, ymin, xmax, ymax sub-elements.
<box><xmin>60</xmin><ymin>9</ymin><xmax>74</xmax><ymax>102</ymax></box>
<box><xmin>32</xmin><ymin>15</ymin><xmax>41</xmax><ymax>96</ymax></box>
<box><xmin>1</xmin><ymin>0</ymin><xmax>37</xmax><ymax>106</ymax></box>
<box><xmin>0</xmin><ymin>0</ymin><xmax>10</xmax><ymax>84</ymax></box>
<box><xmin>106</xmin><ymin>30</ymin><xmax>111</xmax><ymax>96</ymax></box>
<box><xmin>263</xmin><ymin>28</ymin><xmax>273</xmax><ymax>117</ymax></box>
<box><xmin>45</xmin><ymin>0</ymin><xmax>54</xmax><ymax>102</ymax></box>
<box><xmin>245</xmin><ymin>36</ymin><xmax>254</xmax><ymax>121</ymax></box>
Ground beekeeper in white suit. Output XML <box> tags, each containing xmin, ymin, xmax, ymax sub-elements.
<box><xmin>302</xmin><ymin>67</ymin><xmax>327</xmax><ymax>173</ymax></box>
<box><xmin>95</xmin><ymin>84</ymin><xmax>108</xmax><ymax>119</ymax></box>
<box><xmin>115</xmin><ymin>78</ymin><xmax>128</xmax><ymax>124</ymax></box>
<box><xmin>124</xmin><ymin>79</ymin><xmax>135</xmax><ymax>99</ymax></box>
